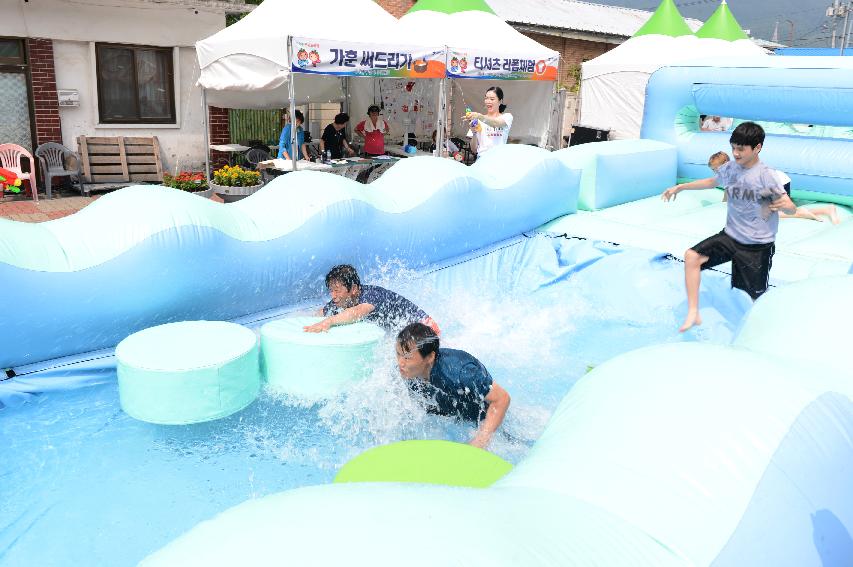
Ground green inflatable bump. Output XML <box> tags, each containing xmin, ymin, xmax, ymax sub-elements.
<box><xmin>334</xmin><ymin>440</ymin><xmax>513</xmax><ymax>488</ymax></box>
<box><xmin>695</xmin><ymin>1</ymin><xmax>749</xmax><ymax>41</ymax></box>
<box><xmin>260</xmin><ymin>317</ymin><xmax>385</xmax><ymax>401</ymax></box>
<box><xmin>633</xmin><ymin>0</ymin><xmax>692</xmax><ymax>38</ymax></box>
<box><xmin>116</xmin><ymin>321</ymin><xmax>260</xmax><ymax>425</ymax></box>
<box><xmin>406</xmin><ymin>0</ymin><xmax>495</xmax><ymax>15</ymax></box>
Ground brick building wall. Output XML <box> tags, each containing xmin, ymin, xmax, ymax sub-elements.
<box><xmin>208</xmin><ymin>106</ymin><xmax>230</xmax><ymax>168</ymax></box>
<box><xmin>377</xmin><ymin>0</ymin><xmax>414</xmax><ymax>18</ymax></box>
<box><xmin>517</xmin><ymin>32</ymin><xmax>613</xmax><ymax>91</ymax></box>
<box><xmin>26</xmin><ymin>38</ymin><xmax>62</xmax><ymax>147</ymax></box>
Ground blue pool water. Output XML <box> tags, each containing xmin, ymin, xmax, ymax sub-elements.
<box><xmin>0</xmin><ymin>235</ymin><xmax>750</xmax><ymax>566</ymax></box>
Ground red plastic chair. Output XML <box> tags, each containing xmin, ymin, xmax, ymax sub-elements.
<box><xmin>0</xmin><ymin>144</ymin><xmax>37</xmax><ymax>202</ymax></box>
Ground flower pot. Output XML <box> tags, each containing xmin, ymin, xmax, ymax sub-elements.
<box><xmin>210</xmin><ymin>182</ymin><xmax>264</xmax><ymax>203</ymax></box>
<box><xmin>187</xmin><ymin>186</ymin><xmax>215</xmax><ymax>199</ymax></box>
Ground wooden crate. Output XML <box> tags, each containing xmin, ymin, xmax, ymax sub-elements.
<box><xmin>77</xmin><ymin>136</ymin><xmax>163</xmax><ymax>195</ymax></box>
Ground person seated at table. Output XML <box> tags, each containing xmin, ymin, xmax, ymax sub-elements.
<box><xmin>278</xmin><ymin>109</ymin><xmax>310</xmax><ymax>160</ymax></box>
<box><xmin>320</xmin><ymin>113</ymin><xmax>356</xmax><ymax>159</ymax></box>
<box><xmin>354</xmin><ymin>105</ymin><xmax>390</xmax><ymax>157</ymax></box>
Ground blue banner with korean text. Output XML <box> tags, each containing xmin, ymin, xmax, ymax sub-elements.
<box><xmin>447</xmin><ymin>49</ymin><xmax>558</xmax><ymax>81</ymax></box>
<box><xmin>291</xmin><ymin>38</ymin><xmax>446</xmax><ymax>78</ymax></box>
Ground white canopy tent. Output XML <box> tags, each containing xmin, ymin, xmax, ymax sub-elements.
<box><xmin>196</xmin><ymin>0</ymin><xmax>444</xmax><ymax>172</ymax></box>
<box><xmin>195</xmin><ymin>0</ymin><xmax>560</xmax><ymax>172</ymax></box>
<box><xmin>396</xmin><ymin>8</ymin><xmax>559</xmax><ymax>146</ymax></box>
<box><xmin>196</xmin><ymin>0</ymin><xmax>406</xmax><ymax>108</ymax></box>
<box><xmin>580</xmin><ymin>34</ymin><xmax>768</xmax><ymax>139</ymax></box>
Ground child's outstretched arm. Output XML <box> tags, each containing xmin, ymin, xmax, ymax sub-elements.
<box><xmin>661</xmin><ymin>177</ymin><xmax>718</xmax><ymax>201</ymax></box>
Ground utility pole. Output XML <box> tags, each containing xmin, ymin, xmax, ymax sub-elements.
<box><xmin>847</xmin><ymin>1</ymin><xmax>853</xmax><ymax>52</ymax></box>
<box><xmin>830</xmin><ymin>0</ymin><xmax>841</xmax><ymax>47</ymax></box>
<box><xmin>841</xmin><ymin>1</ymin><xmax>852</xmax><ymax>55</ymax></box>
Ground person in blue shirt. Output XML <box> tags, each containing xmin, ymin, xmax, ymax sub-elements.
<box><xmin>303</xmin><ymin>264</ymin><xmax>441</xmax><ymax>334</ymax></box>
<box><xmin>278</xmin><ymin>109</ymin><xmax>309</xmax><ymax>160</ymax></box>
<box><xmin>395</xmin><ymin>322</ymin><xmax>510</xmax><ymax>449</ymax></box>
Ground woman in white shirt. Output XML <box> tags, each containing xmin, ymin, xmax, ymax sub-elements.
<box><xmin>464</xmin><ymin>86</ymin><xmax>513</xmax><ymax>158</ymax></box>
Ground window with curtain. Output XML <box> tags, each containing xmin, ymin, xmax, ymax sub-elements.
<box><xmin>96</xmin><ymin>44</ymin><xmax>175</xmax><ymax>124</ymax></box>
<box><xmin>0</xmin><ymin>37</ymin><xmax>25</xmax><ymax>65</ymax></box>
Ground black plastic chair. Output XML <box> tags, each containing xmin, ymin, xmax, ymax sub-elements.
<box><xmin>244</xmin><ymin>147</ymin><xmax>271</xmax><ymax>170</ymax></box>
<box><xmin>35</xmin><ymin>142</ymin><xmax>82</xmax><ymax>198</ymax></box>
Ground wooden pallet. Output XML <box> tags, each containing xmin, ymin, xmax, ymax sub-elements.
<box><xmin>76</xmin><ymin>136</ymin><xmax>163</xmax><ymax>195</ymax></box>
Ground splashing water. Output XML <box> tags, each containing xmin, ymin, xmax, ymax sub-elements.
<box><xmin>0</xmin><ymin>235</ymin><xmax>748</xmax><ymax>566</ymax></box>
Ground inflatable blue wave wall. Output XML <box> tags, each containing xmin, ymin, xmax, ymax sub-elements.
<box><xmin>641</xmin><ymin>56</ymin><xmax>853</xmax><ymax>203</ymax></box>
<box><xmin>0</xmin><ymin>145</ymin><xmax>579</xmax><ymax>369</ymax></box>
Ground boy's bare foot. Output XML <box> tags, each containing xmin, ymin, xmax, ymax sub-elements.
<box><xmin>679</xmin><ymin>310</ymin><xmax>702</xmax><ymax>333</ymax></box>
<box><xmin>797</xmin><ymin>207</ymin><xmax>822</xmax><ymax>222</ymax></box>
<box><xmin>829</xmin><ymin>205</ymin><xmax>840</xmax><ymax>225</ymax></box>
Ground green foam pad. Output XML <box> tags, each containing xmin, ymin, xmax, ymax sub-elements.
<box><xmin>260</xmin><ymin>317</ymin><xmax>385</xmax><ymax>400</ymax></box>
<box><xmin>116</xmin><ymin>321</ymin><xmax>260</xmax><ymax>425</ymax></box>
<box><xmin>335</xmin><ymin>440</ymin><xmax>513</xmax><ymax>488</ymax></box>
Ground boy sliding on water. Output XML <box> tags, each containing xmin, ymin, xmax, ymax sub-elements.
<box><xmin>662</xmin><ymin>122</ymin><xmax>797</xmax><ymax>332</ymax></box>
<box><xmin>395</xmin><ymin>322</ymin><xmax>510</xmax><ymax>449</ymax></box>
<box><xmin>709</xmin><ymin>152</ymin><xmax>840</xmax><ymax>224</ymax></box>
<box><xmin>304</xmin><ymin>265</ymin><xmax>441</xmax><ymax>334</ymax></box>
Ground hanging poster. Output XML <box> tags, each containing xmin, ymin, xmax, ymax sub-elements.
<box><xmin>292</xmin><ymin>37</ymin><xmax>445</xmax><ymax>78</ymax></box>
<box><xmin>379</xmin><ymin>78</ymin><xmax>436</xmax><ymax>138</ymax></box>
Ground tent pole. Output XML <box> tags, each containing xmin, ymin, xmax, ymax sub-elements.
<box><xmin>202</xmin><ymin>88</ymin><xmax>211</xmax><ymax>183</ymax></box>
<box><xmin>287</xmin><ymin>36</ymin><xmax>298</xmax><ymax>172</ymax></box>
<box><xmin>436</xmin><ymin>77</ymin><xmax>446</xmax><ymax>157</ymax></box>
<box><xmin>448</xmin><ymin>79</ymin><xmax>454</xmax><ymax>153</ymax></box>
<box><xmin>342</xmin><ymin>77</ymin><xmax>350</xmax><ymax>148</ymax></box>
<box><xmin>544</xmin><ymin>87</ymin><xmax>554</xmax><ymax>150</ymax></box>
<box><xmin>545</xmin><ymin>59</ymin><xmax>559</xmax><ymax>149</ymax></box>
<box><xmin>342</xmin><ymin>77</ymin><xmax>349</xmax><ymax>116</ymax></box>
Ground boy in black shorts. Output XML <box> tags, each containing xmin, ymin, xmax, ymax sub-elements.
<box><xmin>662</xmin><ymin>122</ymin><xmax>796</xmax><ymax>332</ymax></box>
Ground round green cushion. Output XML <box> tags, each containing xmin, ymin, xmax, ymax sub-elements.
<box><xmin>116</xmin><ymin>321</ymin><xmax>260</xmax><ymax>424</ymax></box>
<box><xmin>260</xmin><ymin>317</ymin><xmax>385</xmax><ymax>400</ymax></box>
<box><xmin>334</xmin><ymin>440</ymin><xmax>513</xmax><ymax>488</ymax></box>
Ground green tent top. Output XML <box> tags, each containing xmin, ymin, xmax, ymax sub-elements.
<box><xmin>406</xmin><ymin>0</ymin><xmax>496</xmax><ymax>15</ymax></box>
<box><xmin>695</xmin><ymin>0</ymin><xmax>749</xmax><ymax>41</ymax></box>
<box><xmin>633</xmin><ymin>0</ymin><xmax>693</xmax><ymax>37</ymax></box>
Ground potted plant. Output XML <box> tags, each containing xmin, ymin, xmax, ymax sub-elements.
<box><xmin>210</xmin><ymin>165</ymin><xmax>263</xmax><ymax>203</ymax></box>
<box><xmin>162</xmin><ymin>170</ymin><xmax>212</xmax><ymax>198</ymax></box>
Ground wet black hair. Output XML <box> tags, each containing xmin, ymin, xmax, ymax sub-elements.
<box><xmin>367</xmin><ymin>105</ymin><xmax>381</xmax><ymax>115</ymax></box>
<box><xmin>334</xmin><ymin>112</ymin><xmax>350</xmax><ymax>125</ymax></box>
<box><xmin>397</xmin><ymin>322</ymin><xmax>439</xmax><ymax>359</ymax></box>
<box><xmin>486</xmin><ymin>86</ymin><xmax>507</xmax><ymax>113</ymax></box>
<box><xmin>325</xmin><ymin>264</ymin><xmax>360</xmax><ymax>291</ymax></box>
<box><xmin>729</xmin><ymin>121</ymin><xmax>764</xmax><ymax>149</ymax></box>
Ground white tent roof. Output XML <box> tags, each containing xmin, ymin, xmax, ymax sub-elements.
<box><xmin>583</xmin><ymin>35</ymin><xmax>766</xmax><ymax>79</ymax></box>
<box><xmin>487</xmin><ymin>0</ymin><xmax>703</xmax><ymax>40</ymax></box>
<box><xmin>580</xmin><ymin>34</ymin><xmax>768</xmax><ymax>139</ymax></box>
<box><xmin>196</xmin><ymin>0</ymin><xmax>405</xmax><ymax>108</ymax></box>
<box><xmin>397</xmin><ymin>9</ymin><xmax>558</xmax><ymax>63</ymax></box>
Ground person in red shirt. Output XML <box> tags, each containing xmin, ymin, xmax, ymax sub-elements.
<box><xmin>354</xmin><ymin>105</ymin><xmax>390</xmax><ymax>157</ymax></box>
